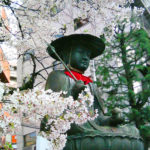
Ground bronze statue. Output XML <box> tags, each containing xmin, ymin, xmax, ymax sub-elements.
<box><xmin>44</xmin><ymin>34</ymin><xmax>144</xmax><ymax>150</ymax></box>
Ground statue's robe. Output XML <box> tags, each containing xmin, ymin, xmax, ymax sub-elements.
<box><xmin>46</xmin><ymin>70</ymin><xmax>144</xmax><ymax>150</ymax></box>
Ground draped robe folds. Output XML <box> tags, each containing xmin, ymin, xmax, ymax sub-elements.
<box><xmin>45</xmin><ymin>70</ymin><xmax>144</xmax><ymax>150</ymax></box>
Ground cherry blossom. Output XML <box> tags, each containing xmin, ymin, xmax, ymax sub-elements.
<box><xmin>0</xmin><ymin>0</ymin><xmax>144</xmax><ymax>56</ymax></box>
<box><xmin>0</xmin><ymin>84</ymin><xmax>97</xmax><ymax>150</ymax></box>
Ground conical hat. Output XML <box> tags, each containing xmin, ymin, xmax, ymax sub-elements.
<box><xmin>47</xmin><ymin>34</ymin><xmax>105</xmax><ymax>60</ymax></box>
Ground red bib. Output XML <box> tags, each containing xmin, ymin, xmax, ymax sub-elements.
<box><xmin>64</xmin><ymin>70</ymin><xmax>93</xmax><ymax>85</ymax></box>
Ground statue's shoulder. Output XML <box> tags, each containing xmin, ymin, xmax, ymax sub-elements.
<box><xmin>45</xmin><ymin>70</ymin><xmax>69</xmax><ymax>91</ymax></box>
<box><xmin>49</xmin><ymin>70</ymin><xmax>66</xmax><ymax>77</ymax></box>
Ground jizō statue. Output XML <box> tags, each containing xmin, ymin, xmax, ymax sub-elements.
<box><xmin>44</xmin><ymin>34</ymin><xmax>144</xmax><ymax>150</ymax></box>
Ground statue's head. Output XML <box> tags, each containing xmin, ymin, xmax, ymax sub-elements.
<box><xmin>47</xmin><ymin>34</ymin><xmax>105</xmax><ymax>73</ymax></box>
<box><xmin>68</xmin><ymin>44</ymin><xmax>91</xmax><ymax>72</ymax></box>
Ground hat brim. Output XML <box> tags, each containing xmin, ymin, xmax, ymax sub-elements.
<box><xmin>47</xmin><ymin>34</ymin><xmax>105</xmax><ymax>60</ymax></box>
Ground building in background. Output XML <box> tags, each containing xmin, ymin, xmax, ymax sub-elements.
<box><xmin>0</xmin><ymin>7</ymin><xmax>17</xmax><ymax>88</ymax></box>
<box><xmin>136</xmin><ymin>0</ymin><xmax>150</xmax><ymax>34</ymax></box>
<box><xmin>141</xmin><ymin>0</ymin><xmax>150</xmax><ymax>34</ymax></box>
<box><xmin>0</xmin><ymin>47</ymin><xmax>10</xmax><ymax>83</ymax></box>
<box><xmin>0</xmin><ymin>6</ymin><xmax>18</xmax><ymax>149</ymax></box>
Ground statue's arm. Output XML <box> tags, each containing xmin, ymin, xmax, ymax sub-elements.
<box><xmin>45</xmin><ymin>71</ymin><xmax>85</xmax><ymax>99</ymax></box>
<box><xmin>41</xmin><ymin>71</ymin><xmax>69</xmax><ymax>131</ymax></box>
<box><xmin>45</xmin><ymin>70</ymin><xmax>69</xmax><ymax>92</ymax></box>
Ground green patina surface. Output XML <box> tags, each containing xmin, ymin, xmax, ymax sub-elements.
<box><xmin>44</xmin><ymin>34</ymin><xmax>144</xmax><ymax>150</ymax></box>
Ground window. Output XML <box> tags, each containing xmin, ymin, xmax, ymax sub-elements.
<box><xmin>24</xmin><ymin>132</ymin><xmax>36</xmax><ymax>147</ymax></box>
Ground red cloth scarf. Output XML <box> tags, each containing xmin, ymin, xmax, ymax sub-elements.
<box><xmin>64</xmin><ymin>70</ymin><xmax>93</xmax><ymax>85</ymax></box>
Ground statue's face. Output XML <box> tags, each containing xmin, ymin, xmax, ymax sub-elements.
<box><xmin>70</xmin><ymin>45</ymin><xmax>91</xmax><ymax>72</ymax></box>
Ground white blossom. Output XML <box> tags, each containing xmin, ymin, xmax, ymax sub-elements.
<box><xmin>0</xmin><ymin>0</ymin><xmax>144</xmax><ymax>56</ymax></box>
<box><xmin>0</xmin><ymin>84</ymin><xmax>97</xmax><ymax>150</ymax></box>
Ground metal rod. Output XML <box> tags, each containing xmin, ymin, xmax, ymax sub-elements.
<box><xmin>49</xmin><ymin>45</ymin><xmax>77</xmax><ymax>81</ymax></box>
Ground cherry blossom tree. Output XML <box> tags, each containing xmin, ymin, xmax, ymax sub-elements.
<box><xmin>0</xmin><ymin>82</ymin><xmax>97</xmax><ymax>150</ymax></box>
<box><xmin>0</xmin><ymin>0</ymin><xmax>143</xmax><ymax>56</ymax></box>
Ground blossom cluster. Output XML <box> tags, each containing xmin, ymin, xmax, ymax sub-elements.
<box><xmin>74</xmin><ymin>0</ymin><xmax>144</xmax><ymax>42</ymax></box>
<box><xmin>1</xmin><ymin>0</ymin><xmax>145</xmax><ymax>57</ymax></box>
<box><xmin>0</xmin><ymin>85</ymin><xmax>97</xmax><ymax>150</ymax></box>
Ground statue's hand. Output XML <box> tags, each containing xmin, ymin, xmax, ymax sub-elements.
<box><xmin>73</xmin><ymin>80</ymin><xmax>86</xmax><ymax>92</ymax></box>
<box><xmin>72</xmin><ymin>80</ymin><xmax>86</xmax><ymax>99</ymax></box>
<box><xmin>110</xmin><ymin>108</ymin><xmax>124</xmax><ymax>126</ymax></box>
